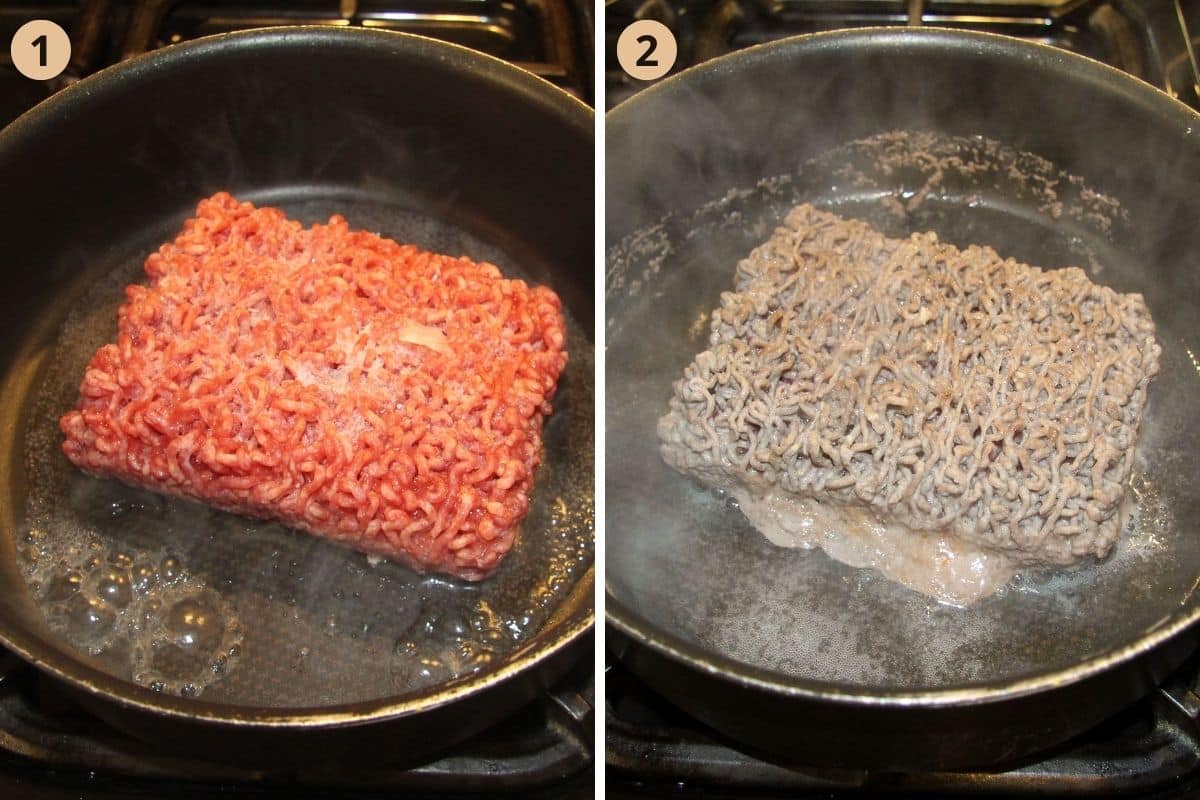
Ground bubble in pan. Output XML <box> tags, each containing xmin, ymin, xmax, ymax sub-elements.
<box><xmin>606</xmin><ymin>131</ymin><xmax>1200</xmax><ymax>692</ymax></box>
<box><xmin>20</xmin><ymin>196</ymin><xmax>594</xmax><ymax>706</ymax></box>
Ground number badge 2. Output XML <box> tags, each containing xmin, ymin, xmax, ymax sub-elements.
<box><xmin>617</xmin><ymin>20</ymin><xmax>677</xmax><ymax>82</ymax></box>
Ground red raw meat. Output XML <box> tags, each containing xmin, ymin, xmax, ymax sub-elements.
<box><xmin>60</xmin><ymin>192</ymin><xmax>568</xmax><ymax>580</ymax></box>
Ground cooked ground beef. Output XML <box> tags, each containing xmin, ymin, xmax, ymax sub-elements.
<box><xmin>658</xmin><ymin>204</ymin><xmax>1159</xmax><ymax>603</ymax></box>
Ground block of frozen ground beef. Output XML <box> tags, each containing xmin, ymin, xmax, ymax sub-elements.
<box><xmin>61</xmin><ymin>192</ymin><xmax>567</xmax><ymax>580</ymax></box>
<box><xmin>658</xmin><ymin>204</ymin><xmax>1160</xmax><ymax>605</ymax></box>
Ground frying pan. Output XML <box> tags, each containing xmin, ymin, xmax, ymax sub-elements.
<box><xmin>606</xmin><ymin>28</ymin><xmax>1200</xmax><ymax>770</ymax></box>
<box><xmin>0</xmin><ymin>27</ymin><xmax>593</xmax><ymax>765</ymax></box>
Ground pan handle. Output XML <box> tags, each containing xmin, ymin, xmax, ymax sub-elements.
<box><xmin>543</xmin><ymin>681</ymin><xmax>594</xmax><ymax>761</ymax></box>
<box><xmin>1159</xmin><ymin>685</ymin><xmax>1200</xmax><ymax>721</ymax></box>
<box><xmin>1156</xmin><ymin>657</ymin><xmax>1200</xmax><ymax>734</ymax></box>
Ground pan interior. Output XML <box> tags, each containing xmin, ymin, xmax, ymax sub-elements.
<box><xmin>606</xmin><ymin>130</ymin><xmax>1200</xmax><ymax>693</ymax></box>
<box><xmin>10</xmin><ymin>190</ymin><xmax>594</xmax><ymax>708</ymax></box>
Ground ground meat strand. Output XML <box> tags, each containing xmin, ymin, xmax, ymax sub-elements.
<box><xmin>61</xmin><ymin>192</ymin><xmax>567</xmax><ymax>580</ymax></box>
<box><xmin>658</xmin><ymin>204</ymin><xmax>1160</xmax><ymax>571</ymax></box>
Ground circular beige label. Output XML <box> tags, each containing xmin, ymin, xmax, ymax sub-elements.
<box><xmin>616</xmin><ymin>20</ymin><xmax>677</xmax><ymax>82</ymax></box>
<box><xmin>10</xmin><ymin>20</ymin><xmax>71</xmax><ymax>81</ymax></box>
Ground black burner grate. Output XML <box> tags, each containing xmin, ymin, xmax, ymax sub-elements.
<box><xmin>607</xmin><ymin>643</ymin><xmax>1200</xmax><ymax>797</ymax></box>
<box><xmin>0</xmin><ymin>644</ymin><xmax>593</xmax><ymax>798</ymax></box>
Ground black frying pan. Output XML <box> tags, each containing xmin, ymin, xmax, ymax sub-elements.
<box><xmin>606</xmin><ymin>28</ymin><xmax>1200</xmax><ymax>770</ymax></box>
<box><xmin>0</xmin><ymin>27</ymin><xmax>593</xmax><ymax>765</ymax></box>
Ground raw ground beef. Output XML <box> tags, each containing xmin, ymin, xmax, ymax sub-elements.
<box><xmin>60</xmin><ymin>192</ymin><xmax>567</xmax><ymax>580</ymax></box>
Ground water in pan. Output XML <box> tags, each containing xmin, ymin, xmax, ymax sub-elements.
<box><xmin>606</xmin><ymin>132</ymin><xmax>1200</xmax><ymax>691</ymax></box>
<box><xmin>19</xmin><ymin>193</ymin><xmax>594</xmax><ymax>705</ymax></box>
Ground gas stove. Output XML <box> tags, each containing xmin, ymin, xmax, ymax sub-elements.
<box><xmin>0</xmin><ymin>3</ymin><xmax>593</xmax><ymax>798</ymax></box>
<box><xmin>605</xmin><ymin>0</ymin><xmax>1200</xmax><ymax>109</ymax></box>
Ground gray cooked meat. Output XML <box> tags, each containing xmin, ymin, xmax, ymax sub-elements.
<box><xmin>658</xmin><ymin>204</ymin><xmax>1161</xmax><ymax>604</ymax></box>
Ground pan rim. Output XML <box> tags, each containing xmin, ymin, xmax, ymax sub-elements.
<box><xmin>605</xmin><ymin>25</ymin><xmax>1200</xmax><ymax>708</ymax></box>
<box><xmin>0</xmin><ymin>25</ymin><xmax>595</xmax><ymax>727</ymax></box>
<box><xmin>0</xmin><ymin>25</ymin><xmax>593</xmax><ymax>153</ymax></box>
<box><xmin>606</xmin><ymin>25</ymin><xmax>1200</xmax><ymax>143</ymax></box>
<box><xmin>11</xmin><ymin>571</ymin><xmax>593</xmax><ymax>726</ymax></box>
<box><xmin>606</xmin><ymin>583</ymin><xmax>1196</xmax><ymax>708</ymax></box>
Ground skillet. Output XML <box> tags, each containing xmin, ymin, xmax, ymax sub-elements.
<box><xmin>606</xmin><ymin>27</ymin><xmax>1200</xmax><ymax>769</ymax></box>
<box><xmin>0</xmin><ymin>26</ymin><xmax>594</xmax><ymax>765</ymax></box>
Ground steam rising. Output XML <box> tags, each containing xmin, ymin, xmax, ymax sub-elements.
<box><xmin>606</xmin><ymin>130</ymin><xmax>1198</xmax><ymax>690</ymax></box>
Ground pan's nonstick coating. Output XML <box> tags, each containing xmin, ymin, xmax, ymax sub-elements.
<box><xmin>606</xmin><ymin>129</ymin><xmax>1200</xmax><ymax>693</ymax></box>
<box><xmin>18</xmin><ymin>193</ymin><xmax>594</xmax><ymax>707</ymax></box>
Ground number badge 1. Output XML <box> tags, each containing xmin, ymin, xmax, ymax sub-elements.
<box><xmin>10</xmin><ymin>19</ymin><xmax>71</xmax><ymax>82</ymax></box>
<box><xmin>617</xmin><ymin>20</ymin><xmax>677</xmax><ymax>82</ymax></box>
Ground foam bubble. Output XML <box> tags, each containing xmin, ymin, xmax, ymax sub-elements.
<box><xmin>20</xmin><ymin>535</ymin><xmax>244</xmax><ymax>695</ymax></box>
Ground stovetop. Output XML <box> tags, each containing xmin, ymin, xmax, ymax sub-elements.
<box><xmin>606</xmin><ymin>643</ymin><xmax>1200</xmax><ymax>798</ymax></box>
<box><xmin>605</xmin><ymin>0</ymin><xmax>1200</xmax><ymax>109</ymax></box>
<box><xmin>0</xmin><ymin>642</ymin><xmax>594</xmax><ymax>799</ymax></box>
